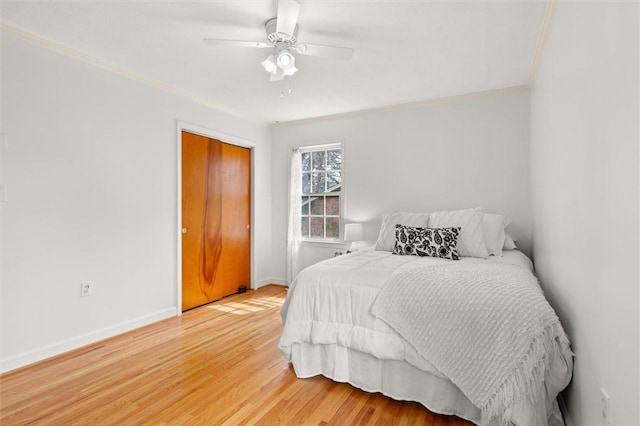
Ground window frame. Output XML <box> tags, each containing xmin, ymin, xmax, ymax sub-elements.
<box><xmin>298</xmin><ymin>143</ymin><xmax>343</xmax><ymax>242</ymax></box>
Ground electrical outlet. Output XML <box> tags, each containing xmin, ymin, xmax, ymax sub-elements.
<box><xmin>601</xmin><ymin>387</ymin><xmax>611</xmax><ymax>425</ymax></box>
<box><xmin>80</xmin><ymin>282</ymin><xmax>92</xmax><ymax>297</ymax></box>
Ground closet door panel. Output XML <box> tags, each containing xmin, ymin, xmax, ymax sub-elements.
<box><xmin>181</xmin><ymin>132</ymin><xmax>250</xmax><ymax>311</ymax></box>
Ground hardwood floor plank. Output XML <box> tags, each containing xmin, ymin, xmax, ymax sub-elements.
<box><xmin>0</xmin><ymin>285</ymin><xmax>475</xmax><ymax>426</ymax></box>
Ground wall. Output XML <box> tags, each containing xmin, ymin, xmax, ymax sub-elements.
<box><xmin>0</xmin><ymin>31</ymin><xmax>273</xmax><ymax>372</ymax></box>
<box><xmin>271</xmin><ymin>89</ymin><xmax>532</xmax><ymax>281</ymax></box>
<box><xmin>530</xmin><ymin>2</ymin><xmax>639</xmax><ymax>425</ymax></box>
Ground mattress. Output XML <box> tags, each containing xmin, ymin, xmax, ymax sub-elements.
<box><xmin>278</xmin><ymin>250</ymin><xmax>572</xmax><ymax>426</ymax></box>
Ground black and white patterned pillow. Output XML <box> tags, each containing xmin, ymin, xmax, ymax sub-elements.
<box><xmin>423</xmin><ymin>227</ymin><xmax>461</xmax><ymax>260</ymax></box>
<box><xmin>392</xmin><ymin>225</ymin><xmax>460</xmax><ymax>260</ymax></box>
<box><xmin>392</xmin><ymin>224</ymin><xmax>430</xmax><ymax>256</ymax></box>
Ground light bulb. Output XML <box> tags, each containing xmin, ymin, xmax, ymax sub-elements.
<box><xmin>261</xmin><ymin>55</ymin><xmax>277</xmax><ymax>73</ymax></box>
<box><xmin>277</xmin><ymin>51</ymin><xmax>295</xmax><ymax>70</ymax></box>
<box><xmin>279</xmin><ymin>54</ymin><xmax>291</xmax><ymax>67</ymax></box>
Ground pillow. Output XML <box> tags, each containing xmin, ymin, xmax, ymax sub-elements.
<box><xmin>482</xmin><ymin>213</ymin><xmax>512</xmax><ymax>257</ymax></box>
<box><xmin>428</xmin><ymin>207</ymin><xmax>488</xmax><ymax>258</ymax></box>
<box><xmin>503</xmin><ymin>233</ymin><xmax>517</xmax><ymax>250</ymax></box>
<box><xmin>392</xmin><ymin>225</ymin><xmax>460</xmax><ymax>260</ymax></box>
<box><xmin>392</xmin><ymin>224</ymin><xmax>430</xmax><ymax>256</ymax></box>
<box><xmin>424</xmin><ymin>227</ymin><xmax>460</xmax><ymax>260</ymax></box>
<box><xmin>374</xmin><ymin>212</ymin><xmax>431</xmax><ymax>252</ymax></box>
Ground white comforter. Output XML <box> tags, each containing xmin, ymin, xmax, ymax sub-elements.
<box><xmin>372</xmin><ymin>262</ymin><xmax>572</xmax><ymax>425</ymax></box>
<box><xmin>278</xmin><ymin>250</ymin><xmax>573</xmax><ymax>425</ymax></box>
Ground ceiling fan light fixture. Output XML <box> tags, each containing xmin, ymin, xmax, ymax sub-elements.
<box><xmin>263</xmin><ymin>50</ymin><xmax>298</xmax><ymax>78</ymax></box>
<box><xmin>203</xmin><ymin>0</ymin><xmax>354</xmax><ymax>86</ymax></box>
<box><xmin>282</xmin><ymin>64</ymin><xmax>298</xmax><ymax>76</ymax></box>
<box><xmin>276</xmin><ymin>50</ymin><xmax>295</xmax><ymax>70</ymax></box>
<box><xmin>261</xmin><ymin>55</ymin><xmax>277</xmax><ymax>73</ymax></box>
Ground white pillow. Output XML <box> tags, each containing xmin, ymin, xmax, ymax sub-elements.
<box><xmin>503</xmin><ymin>233</ymin><xmax>517</xmax><ymax>250</ymax></box>
<box><xmin>428</xmin><ymin>207</ymin><xmax>488</xmax><ymax>259</ymax></box>
<box><xmin>482</xmin><ymin>213</ymin><xmax>512</xmax><ymax>257</ymax></box>
<box><xmin>374</xmin><ymin>212</ymin><xmax>431</xmax><ymax>252</ymax></box>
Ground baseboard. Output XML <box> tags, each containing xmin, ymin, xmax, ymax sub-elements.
<box><xmin>256</xmin><ymin>277</ymin><xmax>288</xmax><ymax>288</ymax></box>
<box><xmin>0</xmin><ymin>307</ymin><xmax>177</xmax><ymax>374</ymax></box>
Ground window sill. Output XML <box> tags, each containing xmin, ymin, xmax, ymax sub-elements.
<box><xmin>300</xmin><ymin>239</ymin><xmax>347</xmax><ymax>248</ymax></box>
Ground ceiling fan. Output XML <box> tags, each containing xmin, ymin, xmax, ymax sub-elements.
<box><xmin>203</xmin><ymin>0</ymin><xmax>355</xmax><ymax>82</ymax></box>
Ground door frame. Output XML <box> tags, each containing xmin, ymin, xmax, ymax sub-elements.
<box><xmin>176</xmin><ymin>120</ymin><xmax>256</xmax><ymax>315</ymax></box>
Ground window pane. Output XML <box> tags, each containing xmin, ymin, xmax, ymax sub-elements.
<box><xmin>301</xmin><ymin>152</ymin><xmax>311</xmax><ymax>171</ymax></box>
<box><xmin>327</xmin><ymin>171</ymin><xmax>341</xmax><ymax>192</ymax></box>
<box><xmin>326</xmin><ymin>195</ymin><xmax>339</xmax><ymax>215</ymax></box>
<box><xmin>311</xmin><ymin>172</ymin><xmax>326</xmax><ymax>194</ymax></box>
<box><xmin>302</xmin><ymin>172</ymin><xmax>311</xmax><ymax>194</ymax></box>
<box><xmin>326</xmin><ymin>217</ymin><xmax>339</xmax><ymax>239</ymax></box>
<box><xmin>298</xmin><ymin>146</ymin><xmax>341</xmax><ymax>241</ymax></box>
<box><xmin>312</xmin><ymin>151</ymin><xmax>326</xmax><ymax>171</ymax></box>
<box><xmin>310</xmin><ymin>196</ymin><xmax>324</xmax><ymax>215</ymax></box>
<box><xmin>310</xmin><ymin>217</ymin><xmax>324</xmax><ymax>238</ymax></box>
<box><xmin>327</xmin><ymin>150</ymin><xmax>341</xmax><ymax>170</ymax></box>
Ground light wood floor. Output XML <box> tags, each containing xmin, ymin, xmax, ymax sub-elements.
<box><xmin>0</xmin><ymin>285</ymin><xmax>474</xmax><ymax>425</ymax></box>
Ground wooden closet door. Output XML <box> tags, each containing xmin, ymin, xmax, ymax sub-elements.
<box><xmin>181</xmin><ymin>131</ymin><xmax>251</xmax><ymax>311</ymax></box>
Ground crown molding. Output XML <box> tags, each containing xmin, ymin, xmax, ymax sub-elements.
<box><xmin>0</xmin><ymin>24</ymin><xmax>268</xmax><ymax>128</ymax></box>
<box><xmin>528</xmin><ymin>0</ymin><xmax>558</xmax><ymax>87</ymax></box>
<box><xmin>273</xmin><ymin>85</ymin><xmax>530</xmax><ymax>127</ymax></box>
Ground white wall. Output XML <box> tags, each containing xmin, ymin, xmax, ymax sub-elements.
<box><xmin>530</xmin><ymin>2</ymin><xmax>639</xmax><ymax>425</ymax></box>
<box><xmin>0</xmin><ymin>32</ymin><xmax>273</xmax><ymax>372</ymax></box>
<box><xmin>271</xmin><ymin>89</ymin><xmax>532</xmax><ymax>281</ymax></box>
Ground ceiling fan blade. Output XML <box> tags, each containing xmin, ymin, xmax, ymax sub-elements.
<box><xmin>276</xmin><ymin>0</ymin><xmax>300</xmax><ymax>36</ymax></box>
<box><xmin>294</xmin><ymin>43</ymin><xmax>354</xmax><ymax>60</ymax></box>
<box><xmin>203</xmin><ymin>39</ymin><xmax>271</xmax><ymax>49</ymax></box>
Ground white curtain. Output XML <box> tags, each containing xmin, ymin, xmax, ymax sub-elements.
<box><xmin>286</xmin><ymin>149</ymin><xmax>302</xmax><ymax>284</ymax></box>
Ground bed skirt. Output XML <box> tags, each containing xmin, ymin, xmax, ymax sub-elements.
<box><xmin>289</xmin><ymin>342</ymin><xmax>567</xmax><ymax>426</ymax></box>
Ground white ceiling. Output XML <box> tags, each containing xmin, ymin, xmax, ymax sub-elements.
<box><xmin>1</xmin><ymin>0</ymin><xmax>549</xmax><ymax>124</ymax></box>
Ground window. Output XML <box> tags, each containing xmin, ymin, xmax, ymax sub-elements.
<box><xmin>300</xmin><ymin>145</ymin><xmax>342</xmax><ymax>240</ymax></box>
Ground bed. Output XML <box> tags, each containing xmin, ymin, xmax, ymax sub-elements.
<box><xmin>278</xmin><ymin>209</ymin><xmax>573</xmax><ymax>426</ymax></box>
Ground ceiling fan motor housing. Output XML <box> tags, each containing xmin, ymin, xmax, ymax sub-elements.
<box><xmin>265</xmin><ymin>17</ymin><xmax>298</xmax><ymax>45</ymax></box>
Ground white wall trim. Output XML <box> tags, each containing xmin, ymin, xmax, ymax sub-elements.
<box><xmin>274</xmin><ymin>85</ymin><xmax>530</xmax><ymax>127</ymax></box>
<box><xmin>0</xmin><ymin>24</ymin><xmax>267</xmax><ymax>128</ymax></box>
<box><xmin>0</xmin><ymin>307</ymin><xmax>177</xmax><ymax>374</ymax></box>
<box><xmin>257</xmin><ymin>277</ymin><xmax>288</xmax><ymax>288</ymax></box>
<box><xmin>528</xmin><ymin>0</ymin><xmax>558</xmax><ymax>87</ymax></box>
<box><xmin>176</xmin><ymin>121</ymin><xmax>257</xmax><ymax>314</ymax></box>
